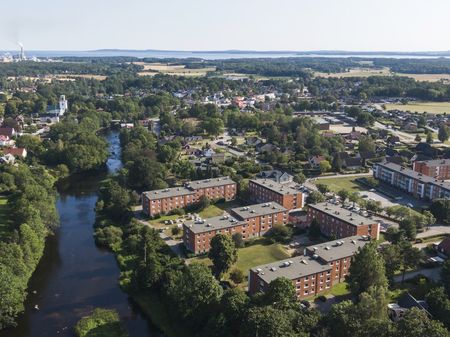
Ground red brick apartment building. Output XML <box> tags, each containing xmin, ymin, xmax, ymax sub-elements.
<box><xmin>183</xmin><ymin>202</ymin><xmax>287</xmax><ymax>254</ymax></box>
<box><xmin>373</xmin><ymin>162</ymin><xmax>450</xmax><ymax>201</ymax></box>
<box><xmin>142</xmin><ymin>177</ymin><xmax>236</xmax><ymax>217</ymax></box>
<box><xmin>249</xmin><ymin>235</ymin><xmax>370</xmax><ymax>299</ymax></box>
<box><xmin>413</xmin><ymin>159</ymin><xmax>450</xmax><ymax>180</ymax></box>
<box><xmin>248</xmin><ymin>179</ymin><xmax>305</xmax><ymax>210</ymax></box>
<box><xmin>307</xmin><ymin>202</ymin><xmax>380</xmax><ymax>240</ymax></box>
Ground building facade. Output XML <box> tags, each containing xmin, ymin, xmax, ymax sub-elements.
<box><xmin>249</xmin><ymin>236</ymin><xmax>369</xmax><ymax>299</ymax></box>
<box><xmin>142</xmin><ymin>177</ymin><xmax>237</xmax><ymax>217</ymax></box>
<box><xmin>183</xmin><ymin>202</ymin><xmax>287</xmax><ymax>254</ymax></box>
<box><xmin>373</xmin><ymin>162</ymin><xmax>450</xmax><ymax>201</ymax></box>
<box><xmin>307</xmin><ymin>202</ymin><xmax>380</xmax><ymax>240</ymax></box>
<box><xmin>248</xmin><ymin>179</ymin><xmax>305</xmax><ymax>210</ymax></box>
<box><xmin>413</xmin><ymin>159</ymin><xmax>450</xmax><ymax>180</ymax></box>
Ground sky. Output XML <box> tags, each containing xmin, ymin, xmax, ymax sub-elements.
<box><xmin>1</xmin><ymin>0</ymin><xmax>449</xmax><ymax>52</ymax></box>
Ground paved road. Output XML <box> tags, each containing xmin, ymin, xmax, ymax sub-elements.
<box><xmin>417</xmin><ymin>225</ymin><xmax>450</xmax><ymax>239</ymax></box>
<box><xmin>394</xmin><ymin>267</ymin><xmax>442</xmax><ymax>283</ymax></box>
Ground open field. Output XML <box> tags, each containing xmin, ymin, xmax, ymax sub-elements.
<box><xmin>316</xmin><ymin>175</ymin><xmax>370</xmax><ymax>193</ymax></box>
<box><xmin>314</xmin><ymin>67</ymin><xmax>390</xmax><ymax>78</ymax></box>
<box><xmin>384</xmin><ymin>101</ymin><xmax>450</xmax><ymax>114</ymax></box>
<box><xmin>134</xmin><ymin>62</ymin><xmax>216</xmax><ymax>77</ymax></box>
<box><xmin>0</xmin><ymin>196</ymin><xmax>12</xmax><ymax>240</ymax></box>
<box><xmin>397</xmin><ymin>73</ymin><xmax>450</xmax><ymax>83</ymax></box>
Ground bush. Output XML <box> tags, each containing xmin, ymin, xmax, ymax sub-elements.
<box><xmin>169</xmin><ymin>208</ymin><xmax>185</xmax><ymax>216</ymax></box>
<box><xmin>171</xmin><ymin>227</ymin><xmax>181</xmax><ymax>235</ymax></box>
<box><xmin>232</xmin><ymin>232</ymin><xmax>245</xmax><ymax>248</ymax></box>
<box><xmin>266</xmin><ymin>224</ymin><xmax>293</xmax><ymax>244</ymax></box>
<box><xmin>316</xmin><ymin>295</ymin><xmax>327</xmax><ymax>302</ymax></box>
<box><xmin>74</xmin><ymin>308</ymin><xmax>128</xmax><ymax>337</ymax></box>
<box><xmin>229</xmin><ymin>268</ymin><xmax>245</xmax><ymax>284</ymax></box>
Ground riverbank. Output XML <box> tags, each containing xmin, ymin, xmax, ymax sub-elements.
<box><xmin>0</xmin><ymin>130</ymin><xmax>158</xmax><ymax>337</ymax></box>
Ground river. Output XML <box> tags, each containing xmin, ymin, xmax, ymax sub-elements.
<box><xmin>0</xmin><ymin>131</ymin><xmax>160</xmax><ymax>337</ymax></box>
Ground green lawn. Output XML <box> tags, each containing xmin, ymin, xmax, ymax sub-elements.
<box><xmin>384</xmin><ymin>101</ymin><xmax>450</xmax><ymax>115</ymax></box>
<box><xmin>234</xmin><ymin>242</ymin><xmax>290</xmax><ymax>273</ymax></box>
<box><xmin>198</xmin><ymin>204</ymin><xmax>224</xmax><ymax>218</ymax></box>
<box><xmin>0</xmin><ymin>196</ymin><xmax>12</xmax><ymax>240</ymax></box>
<box><xmin>188</xmin><ymin>242</ymin><xmax>290</xmax><ymax>284</ymax></box>
<box><xmin>316</xmin><ymin>175</ymin><xmax>370</xmax><ymax>193</ymax></box>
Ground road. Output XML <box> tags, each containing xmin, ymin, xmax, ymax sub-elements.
<box><xmin>394</xmin><ymin>267</ymin><xmax>442</xmax><ymax>283</ymax></box>
<box><xmin>417</xmin><ymin>225</ymin><xmax>450</xmax><ymax>239</ymax></box>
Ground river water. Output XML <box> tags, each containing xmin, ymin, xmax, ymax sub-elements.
<box><xmin>0</xmin><ymin>131</ymin><xmax>159</xmax><ymax>337</ymax></box>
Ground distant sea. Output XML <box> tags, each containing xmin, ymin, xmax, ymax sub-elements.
<box><xmin>1</xmin><ymin>50</ymin><xmax>450</xmax><ymax>60</ymax></box>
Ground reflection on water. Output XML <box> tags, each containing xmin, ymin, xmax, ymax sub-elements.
<box><xmin>0</xmin><ymin>131</ymin><xmax>160</xmax><ymax>337</ymax></box>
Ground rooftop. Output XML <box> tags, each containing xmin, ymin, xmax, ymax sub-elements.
<box><xmin>250</xmin><ymin>179</ymin><xmax>304</xmax><ymax>196</ymax></box>
<box><xmin>415</xmin><ymin>159</ymin><xmax>450</xmax><ymax>167</ymax></box>
<box><xmin>305</xmin><ymin>235</ymin><xmax>369</xmax><ymax>262</ymax></box>
<box><xmin>377</xmin><ymin>162</ymin><xmax>450</xmax><ymax>190</ymax></box>
<box><xmin>250</xmin><ymin>255</ymin><xmax>331</xmax><ymax>284</ymax></box>
<box><xmin>183</xmin><ymin>214</ymin><xmax>242</xmax><ymax>234</ymax></box>
<box><xmin>230</xmin><ymin>202</ymin><xmax>287</xmax><ymax>220</ymax></box>
<box><xmin>185</xmin><ymin>176</ymin><xmax>236</xmax><ymax>190</ymax></box>
<box><xmin>144</xmin><ymin>186</ymin><xmax>194</xmax><ymax>200</ymax></box>
<box><xmin>308</xmin><ymin>202</ymin><xmax>379</xmax><ymax>227</ymax></box>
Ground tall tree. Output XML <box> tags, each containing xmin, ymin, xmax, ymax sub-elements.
<box><xmin>346</xmin><ymin>242</ymin><xmax>388</xmax><ymax>296</ymax></box>
<box><xmin>438</xmin><ymin>125</ymin><xmax>449</xmax><ymax>143</ymax></box>
<box><xmin>208</xmin><ymin>234</ymin><xmax>237</xmax><ymax>278</ymax></box>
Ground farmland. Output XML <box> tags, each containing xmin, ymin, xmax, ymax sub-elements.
<box><xmin>134</xmin><ymin>62</ymin><xmax>216</xmax><ymax>77</ymax></box>
<box><xmin>384</xmin><ymin>101</ymin><xmax>450</xmax><ymax>114</ymax></box>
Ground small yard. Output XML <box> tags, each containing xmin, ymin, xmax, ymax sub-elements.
<box><xmin>316</xmin><ymin>175</ymin><xmax>370</xmax><ymax>193</ymax></box>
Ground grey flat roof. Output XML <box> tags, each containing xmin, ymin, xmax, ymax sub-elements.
<box><xmin>308</xmin><ymin>202</ymin><xmax>378</xmax><ymax>227</ymax></box>
<box><xmin>144</xmin><ymin>186</ymin><xmax>194</xmax><ymax>200</ymax></box>
<box><xmin>305</xmin><ymin>235</ymin><xmax>369</xmax><ymax>262</ymax></box>
<box><xmin>377</xmin><ymin>162</ymin><xmax>450</xmax><ymax>190</ymax></box>
<box><xmin>251</xmin><ymin>256</ymin><xmax>331</xmax><ymax>283</ymax></box>
<box><xmin>185</xmin><ymin>176</ymin><xmax>236</xmax><ymax>190</ymax></box>
<box><xmin>250</xmin><ymin>179</ymin><xmax>304</xmax><ymax>196</ymax></box>
<box><xmin>183</xmin><ymin>214</ymin><xmax>242</xmax><ymax>234</ymax></box>
<box><xmin>415</xmin><ymin>159</ymin><xmax>450</xmax><ymax>166</ymax></box>
<box><xmin>231</xmin><ymin>202</ymin><xmax>287</xmax><ymax>220</ymax></box>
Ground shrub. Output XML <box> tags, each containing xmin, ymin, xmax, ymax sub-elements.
<box><xmin>171</xmin><ymin>227</ymin><xmax>181</xmax><ymax>235</ymax></box>
<box><xmin>74</xmin><ymin>308</ymin><xmax>128</xmax><ymax>337</ymax></box>
<box><xmin>232</xmin><ymin>232</ymin><xmax>245</xmax><ymax>248</ymax></box>
<box><xmin>229</xmin><ymin>268</ymin><xmax>245</xmax><ymax>284</ymax></box>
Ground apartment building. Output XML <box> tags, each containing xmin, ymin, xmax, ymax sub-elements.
<box><xmin>307</xmin><ymin>202</ymin><xmax>380</xmax><ymax>240</ymax></box>
<box><xmin>183</xmin><ymin>202</ymin><xmax>287</xmax><ymax>254</ymax></box>
<box><xmin>249</xmin><ymin>235</ymin><xmax>369</xmax><ymax>299</ymax></box>
<box><xmin>248</xmin><ymin>179</ymin><xmax>305</xmax><ymax>210</ymax></box>
<box><xmin>373</xmin><ymin>162</ymin><xmax>450</xmax><ymax>201</ymax></box>
<box><xmin>230</xmin><ymin>202</ymin><xmax>288</xmax><ymax>236</ymax></box>
<box><xmin>413</xmin><ymin>159</ymin><xmax>450</xmax><ymax>180</ymax></box>
<box><xmin>142</xmin><ymin>176</ymin><xmax>236</xmax><ymax>217</ymax></box>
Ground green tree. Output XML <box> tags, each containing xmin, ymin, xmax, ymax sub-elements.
<box><xmin>346</xmin><ymin>242</ymin><xmax>388</xmax><ymax>296</ymax></box>
<box><xmin>438</xmin><ymin>125</ymin><xmax>449</xmax><ymax>143</ymax></box>
<box><xmin>294</xmin><ymin>172</ymin><xmax>306</xmax><ymax>184</ymax></box>
<box><xmin>232</xmin><ymin>232</ymin><xmax>245</xmax><ymax>248</ymax></box>
<box><xmin>442</xmin><ymin>259</ymin><xmax>450</xmax><ymax>295</ymax></box>
<box><xmin>241</xmin><ymin>306</ymin><xmax>296</xmax><ymax>337</ymax></box>
<box><xmin>381</xmin><ymin>244</ymin><xmax>402</xmax><ymax>284</ymax></box>
<box><xmin>208</xmin><ymin>234</ymin><xmax>237</xmax><ymax>278</ymax></box>
<box><xmin>74</xmin><ymin>308</ymin><xmax>128</xmax><ymax>337</ymax></box>
<box><xmin>319</xmin><ymin>160</ymin><xmax>332</xmax><ymax>173</ymax></box>
<box><xmin>265</xmin><ymin>277</ymin><xmax>297</xmax><ymax>308</ymax></box>
<box><xmin>316</xmin><ymin>183</ymin><xmax>330</xmax><ymax>194</ymax></box>
<box><xmin>396</xmin><ymin>307</ymin><xmax>450</xmax><ymax>337</ymax></box>
<box><xmin>306</xmin><ymin>191</ymin><xmax>325</xmax><ymax>204</ymax></box>
<box><xmin>308</xmin><ymin>218</ymin><xmax>322</xmax><ymax>239</ymax></box>
<box><xmin>338</xmin><ymin>189</ymin><xmax>350</xmax><ymax>204</ymax></box>
<box><xmin>426</xmin><ymin>131</ymin><xmax>434</xmax><ymax>144</ymax></box>
<box><xmin>429</xmin><ymin>199</ymin><xmax>450</xmax><ymax>225</ymax></box>
<box><xmin>426</xmin><ymin>287</ymin><xmax>450</xmax><ymax>329</ymax></box>
<box><xmin>399</xmin><ymin>241</ymin><xmax>422</xmax><ymax>283</ymax></box>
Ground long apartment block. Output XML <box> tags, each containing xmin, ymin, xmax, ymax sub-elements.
<box><xmin>142</xmin><ymin>177</ymin><xmax>237</xmax><ymax>217</ymax></box>
<box><xmin>413</xmin><ymin>159</ymin><xmax>450</xmax><ymax>180</ymax></box>
<box><xmin>307</xmin><ymin>202</ymin><xmax>380</xmax><ymax>240</ymax></box>
<box><xmin>373</xmin><ymin>162</ymin><xmax>450</xmax><ymax>201</ymax></box>
<box><xmin>248</xmin><ymin>179</ymin><xmax>305</xmax><ymax>210</ymax></box>
<box><xmin>183</xmin><ymin>202</ymin><xmax>287</xmax><ymax>254</ymax></box>
<box><xmin>249</xmin><ymin>235</ymin><xmax>370</xmax><ymax>299</ymax></box>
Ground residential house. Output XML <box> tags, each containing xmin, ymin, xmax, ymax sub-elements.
<box><xmin>3</xmin><ymin>147</ymin><xmax>27</xmax><ymax>158</ymax></box>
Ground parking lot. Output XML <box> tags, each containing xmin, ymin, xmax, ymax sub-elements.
<box><xmin>358</xmin><ymin>184</ymin><xmax>429</xmax><ymax>209</ymax></box>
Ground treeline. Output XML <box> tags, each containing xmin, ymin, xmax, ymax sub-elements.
<box><xmin>0</xmin><ymin>60</ymin><xmax>140</xmax><ymax>77</ymax></box>
<box><xmin>0</xmin><ymin>164</ymin><xmax>59</xmax><ymax>328</ymax></box>
<box><xmin>375</xmin><ymin>58</ymin><xmax>450</xmax><ymax>74</ymax></box>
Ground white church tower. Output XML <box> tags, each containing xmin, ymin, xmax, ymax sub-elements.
<box><xmin>59</xmin><ymin>95</ymin><xmax>68</xmax><ymax>116</ymax></box>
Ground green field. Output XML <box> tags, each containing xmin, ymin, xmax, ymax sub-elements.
<box><xmin>316</xmin><ymin>175</ymin><xmax>370</xmax><ymax>193</ymax></box>
<box><xmin>384</xmin><ymin>101</ymin><xmax>450</xmax><ymax>115</ymax></box>
<box><xmin>0</xmin><ymin>196</ymin><xmax>12</xmax><ymax>240</ymax></box>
